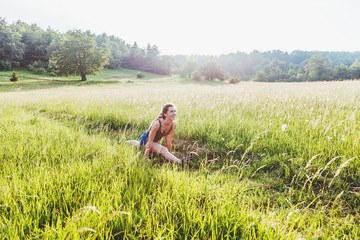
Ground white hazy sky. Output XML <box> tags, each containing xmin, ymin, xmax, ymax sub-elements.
<box><xmin>1</xmin><ymin>0</ymin><xmax>360</xmax><ymax>55</ymax></box>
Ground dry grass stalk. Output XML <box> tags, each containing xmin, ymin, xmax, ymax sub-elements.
<box><xmin>322</xmin><ymin>156</ymin><xmax>343</xmax><ymax>173</ymax></box>
<box><xmin>304</xmin><ymin>154</ymin><xmax>322</xmax><ymax>170</ymax></box>
<box><xmin>241</xmin><ymin>130</ymin><xmax>268</xmax><ymax>162</ymax></box>
<box><xmin>226</xmin><ymin>143</ymin><xmax>244</xmax><ymax>156</ymax></box>
<box><xmin>329</xmin><ymin>157</ymin><xmax>356</xmax><ymax>188</ymax></box>
<box><xmin>76</xmin><ymin>227</ymin><xmax>96</xmax><ymax>233</ymax></box>
<box><xmin>79</xmin><ymin>206</ymin><xmax>101</xmax><ymax>214</ymax></box>
<box><xmin>251</xmin><ymin>165</ymin><xmax>266</xmax><ymax>177</ymax></box>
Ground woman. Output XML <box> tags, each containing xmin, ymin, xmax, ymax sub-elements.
<box><xmin>137</xmin><ymin>103</ymin><xmax>191</xmax><ymax>167</ymax></box>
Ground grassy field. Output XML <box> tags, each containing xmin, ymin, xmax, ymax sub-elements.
<box><xmin>0</xmin><ymin>68</ymin><xmax>170</xmax><ymax>93</ymax></box>
<box><xmin>0</xmin><ymin>69</ymin><xmax>360</xmax><ymax>239</ymax></box>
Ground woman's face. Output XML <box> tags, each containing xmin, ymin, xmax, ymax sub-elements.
<box><xmin>165</xmin><ymin>107</ymin><xmax>177</xmax><ymax>121</ymax></box>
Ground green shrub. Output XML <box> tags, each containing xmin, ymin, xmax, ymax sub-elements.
<box><xmin>0</xmin><ymin>60</ymin><xmax>12</xmax><ymax>71</ymax></box>
<box><xmin>136</xmin><ymin>72</ymin><xmax>145</xmax><ymax>79</ymax></box>
<box><xmin>47</xmin><ymin>62</ymin><xmax>59</xmax><ymax>76</ymax></box>
<box><xmin>27</xmin><ymin>60</ymin><xmax>47</xmax><ymax>74</ymax></box>
<box><xmin>10</xmin><ymin>71</ymin><xmax>18</xmax><ymax>82</ymax></box>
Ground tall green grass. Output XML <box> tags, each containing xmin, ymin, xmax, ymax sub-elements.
<box><xmin>1</xmin><ymin>80</ymin><xmax>360</xmax><ymax>239</ymax></box>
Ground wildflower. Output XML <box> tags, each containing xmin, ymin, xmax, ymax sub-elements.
<box><xmin>327</xmin><ymin>136</ymin><xmax>332</xmax><ymax>140</ymax></box>
<box><xmin>281</xmin><ymin>124</ymin><xmax>287</xmax><ymax>132</ymax></box>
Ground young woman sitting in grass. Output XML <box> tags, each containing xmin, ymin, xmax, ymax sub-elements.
<box><xmin>128</xmin><ymin>103</ymin><xmax>191</xmax><ymax>167</ymax></box>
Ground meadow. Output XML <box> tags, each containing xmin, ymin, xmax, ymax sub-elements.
<box><xmin>0</xmin><ymin>69</ymin><xmax>359</xmax><ymax>239</ymax></box>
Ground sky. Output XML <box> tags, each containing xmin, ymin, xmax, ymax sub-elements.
<box><xmin>1</xmin><ymin>0</ymin><xmax>360</xmax><ymax>55</ymax></box>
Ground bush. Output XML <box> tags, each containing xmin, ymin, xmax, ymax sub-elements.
<box><xmin>0</xmin><ymin>60</ymin><xmax>12</xmax><ymax>71</ymax></box>
<box><xmin>136</xmin><ymin>72</ymin><xmax>145</xmax><ymax>79</ymax></box>
<box><xmin>199</xmin><ymin>62</ymin><xmax>225</xmax><ymax>81</ymax></box>
<box><xmin>10</xmin><ymin>71</ymin><xmax>18</xmax><ymax>82</ymax></box>
<box><xmin>253</xmin><ymin>70</ymin><xmax>268</xmax><ymax>82</ymax></box>
<box><xmin>229</xmin><ymin>77</ymin><xmax>241</xmax><ymax>84</ymax></box>
<box><xmin>47</xmin><ymin>62</ymin><xmax>59</xmax><ymax>77</ymax></box>
<box><xmin>49</xmin><ymin>72</ymin><xmax>57</xmax><ymax>77</ymax></box>
<box><xmin>191</xmin><ymin>70</ymin><xmax>202</xmax><ymax>81</ymax></box>
<box><xmin>27</xmin><ymin>60</ymin><xmax>47</xmax><ymax>74</ymax></box>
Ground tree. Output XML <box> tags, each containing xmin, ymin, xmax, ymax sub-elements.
<box><xmin>0</xmin><ymin>18</ymin><xmax>24</xmax><ymax>70</ymax></box>
<box><xmin>146</xmin><ymin>44</ymin><xmax>160</xmax><ymax>58</ymax></box>
<box><xmin>180</xmin><ymin>61</ymin><xmax>197</xmax><ymax>78</ymax></box>
<box><xmin>10</xmin><ymin>21</ymin><xmax>55</xmax><ymax>67</ymax></box>
<box><xmin>253</xmin><ymin>70</ymin><xmax>268</xmax><ymax>82</ymax></box>
<box><xmin>50</xmin><ymin>30</ymin><xmax>109</xmax><ymax>81</ymax></box>
<box><xmin>333</xmin><ymin>63</ymin><xmax>349</xmax><ymax>80</ymax></box>
<box><xmin>287</xmin><ymin>69</ymin><xmax>298</xmax><ymax>82</ymax></box>
<box><xmin>142</xmin><ymin>44</ymin><xmax>160</xmax><ymax>73</ymax></box>
<box><xmin>95</xmin><ymin>33</ymin><xmax>128</xmax><ymax>69</ymax></box>
<box><xmin>349</xmin><ymin>59</ymin><xmax>360</xmax><ymax>79</ymax></box>
<box><xmin>305</xmin><ymin>54</ymin><xmax>333</xmax><ymax>81</ymax></box>
<box><xmin>199</xmin><ymin>61</ymin><xmax>225</xmax><ymax>81</ymax></box>
<box><xmin>191</xmin><ymin>70</ymin><xmax>202</xmax><ymax>81</ymax></box>
<box><xmin>262</xmin><ymin>58</ymin><xmax>287</xmax><ymax>81</ymax></box>
<box><xmin>122</xmin><ymin>41</ymin><xmax>145</xmax><ymax>70</ymax></box>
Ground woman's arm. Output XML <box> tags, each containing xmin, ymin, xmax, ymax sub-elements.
<box><xmin>166</xmin><ymin>122</ymin><xmax>177</xmax><ymax>152</ymax></box>
<box><xmin>145</xmin><ymin>121</ymin><xmax>160</xmax><ymax>160</ymax></box>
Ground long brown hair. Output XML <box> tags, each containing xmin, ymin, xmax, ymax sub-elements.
<box><xmin>157</xmin><ymin>103</ymin><xmax>175</xmax><ymax>119</ymax></box>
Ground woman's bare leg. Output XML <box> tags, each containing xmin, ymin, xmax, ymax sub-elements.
<box><xmin>146</xmin><ymin>142</ymin><xmax>182</xmax><ymax>164</ymax></box>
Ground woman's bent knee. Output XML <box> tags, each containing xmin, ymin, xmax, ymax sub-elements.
<box><xmin>160</xmin><ymin>146</ymin><xmax>169</xmax><ymax>155</ymax></box>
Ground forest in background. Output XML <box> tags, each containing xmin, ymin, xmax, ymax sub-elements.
<box><xmin>2</xmin><ymin>18</ymin><xmax>360</xmax><ymax>82</ymax></box>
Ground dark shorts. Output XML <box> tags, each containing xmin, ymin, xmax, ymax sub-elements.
<box><xmin>139</xmin><ymin>131</ymin><xmax>148</xmax><ymax>147</ymax></box>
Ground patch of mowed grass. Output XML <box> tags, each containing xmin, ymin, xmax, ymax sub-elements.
<box><xmin>0</xmin><ymin>68</ymin><xmax>155</xmax><ymax>81</ymax></box>
<box><xmin>0</xmin><ymin>68</ymin><xmax>166</xmax><ymax>93</ymax></box>
<box><xmin>1</xmin><ymin>80</ymin><xmax>360</xmax><ymax>238</ymax></box>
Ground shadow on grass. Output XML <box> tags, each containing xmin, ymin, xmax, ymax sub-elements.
<box><xmin>178</xmin><ymin>78</ymin><xmax>231</xmax><ymax>86</ymax></box>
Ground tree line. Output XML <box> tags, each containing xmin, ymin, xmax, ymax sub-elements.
<box><xmin>172</xmin><ymin>50</ymin><xmax>360</xmax><ymax>82</ymax></box>
<box><xmin>0</xmin><ymin>18</ymin><xmax>171</xmax><ymax>80</ymax></box>
<box><xmin>2</xmin><ymin>18</ymin><xmax>360</xmax><ymax>82</ymax></box>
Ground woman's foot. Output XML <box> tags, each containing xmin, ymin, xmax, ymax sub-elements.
<box><xmin>181</xmin><ymin>151</ymin><xmax>192</xmax><ymax>168</ymax></box>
